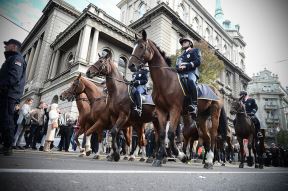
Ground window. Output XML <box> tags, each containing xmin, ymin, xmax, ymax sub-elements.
<box><xmin>118</xmin><ymin>56</ymin><xmax>127</xmax><ymax>76</ymax></box>
<box><xmin>225</xmin><ymin>71</ymin><xmax>231</xmax><ymax>87</ymax></box>
<box><xmin>178</xmin><ymin>4</ymin><xmax>186</xmax><ymax>22</ymax></box>
<box><xmin>51</xmin><ymin>95</ymin><xmax>59</xmax><ymax>104</ymax></box>
<box><xmin>66</xmin><ymin>52</ymin><xmax>74</xmax><ymax>68</ymax></box>
<box><xmin>215</xmin><ymin>36</ymin><xmax>220</xmax><ymax>49</ymax></box>
<box><xmin>138</xmin><ymin>3</ymin><xmax>146</xmax><ymax>18</ymax></box>
<box><xmin>204</xmin><ymin>28</ymin><xmax>210</xmax><ymax>42</ymax></box>
<box><xmin>240</xmin><ymin>59</ymin><xmax>245</xmax><ymax>71</ymax></box>
<box><xmin>192</xmin><ymin>17</ymin><xmax>199</xmax><ymax>33</ymax></box>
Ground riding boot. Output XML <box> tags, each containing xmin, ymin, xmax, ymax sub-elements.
<box><xmin>187</xmin><ymin>96</ymin><xmax>198</xmax><ymax>119</ymax></box>
<box><xmin>134</xmin><ymin>92</ymin><xmax>142</xmax><ymax>117</ymax></box>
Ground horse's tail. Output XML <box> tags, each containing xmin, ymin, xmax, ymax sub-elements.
<box><xmin>218</xmin><ymin>107</ymin><xmax>228</xmax><ymax>140</ymax></box>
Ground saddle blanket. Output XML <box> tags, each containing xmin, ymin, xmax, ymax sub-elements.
<box><xmin>177</xmin><ymin>74</ymin><xmax>219</xmax><ymax>101</ymax></box>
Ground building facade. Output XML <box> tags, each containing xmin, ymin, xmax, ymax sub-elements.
<box><xmin>21</xmin><ymin>0</ymin><xmax>250</xmax><ymax>122</ymax></box>
<box><xmin>248</xmin><ymin>69</ymin><xmax>288</xmax><ymax>143</ymax></box>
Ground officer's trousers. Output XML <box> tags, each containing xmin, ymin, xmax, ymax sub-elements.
<box><xmin>0</xmin><ymin>95</ymin><xmax>17</xmax><ymax>148</ymax></box>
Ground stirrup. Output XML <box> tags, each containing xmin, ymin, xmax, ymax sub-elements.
<box><xmin>134</xmin><ymin>107</ymin><xmax>142</xmax><ymax>117</ymax></box>
<box><xmin>257</xmin><ymin>132</ymin><xmax>263</xmax><ymax>138</ymax></box>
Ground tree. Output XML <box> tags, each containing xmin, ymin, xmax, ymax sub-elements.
<box><xmin>170</xmin><ymin>40</ymin><xmax>224</xmax><ymax>87</ymax></box>
<box><xmin>276</xmin><ymin>130</ymin><xmax>288</xmax><ymax>147</ymax></box>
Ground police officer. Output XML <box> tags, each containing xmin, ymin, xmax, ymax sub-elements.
<box><xmin>131</xmin><ymin>68</ymin><xmax>149</xmax><ymax>117</ymax></box>
<box><xmin>0</xmin><ymin>39</ymin><xmax>26</xmax><ymax>155</ymax></box>
<box><xmin>239</xmin><ymin>90</ymin><xmax>263</xmax><ymax>138</ymax></box>
<box><xmin>176</xmin><ymin>37</ymin><xmax>201</xmax><ymax>118</ymax></box>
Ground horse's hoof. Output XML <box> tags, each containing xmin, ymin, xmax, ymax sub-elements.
<box><xmin>128</xmin><ymin>157</ymin><xmax>135</xmax><ymax>161</ymax></box>
<box><xmin>114</xmin><ymin>153</ymin><xmax>120</xmax><ymax>162</ymax></box>
<box><xmin>259</xmin><ymin>164</ymin><xmax>264</xmax><ymax>169</ymax></box>
<box><xmin>86</xmin><ymin>150</ymin><xmax>92</xmax><ymax>156</ymax></box>
<box><xmin>247</xmin><ymin>162</ymin><xmax>253</xmax><ymax>167</ymax></box>
<box><xmin>181</xmin><ymin>155</ymin><xmax>188</xmax><ymax>163</ymax></box>
<box><xmin>221</xmin><ymin>163</ymin><xmax>225</xmax><ymax>166</ymax></box>
<box><xmin>93</xmin><ymin>155</ymin><xmax>100</xmax><ymax>160</ymax></box>
<box><xmin>139</xmin><ymin>158</ymin><xmax>145</xmax><ymax>162</ymax></box>
<box><xmin>255</xmin><ymin>164</ymin><xmax>259</xmax><ymax>168</ymax></box>
<box><xmin>123</xmin><ymin>156</ymin><xmax>128</xmax><ymax>160</ymax></box>
<box><xmin>239</xmin><ymin>163</ymin><xmax>244</xmax><ymax>168</ymax></box>
<box><xmin>152</xmin><ymin>160</ymin><xmax>162</xmax><ymax>167</ymax></box>
<box><xmin>204</xmin><ymin>163</ymin><xmax>213</xmax><ymax>169</ymax></box>
<box><xmin>80</xmin><ymin>148</ymin><xmax>85</xmax><ymax>153</ymax></box>
<box><xmin>107</xmin><ymin>155</ymin><xmax>113</xmax><ymax>161</ymax></box>
<box><xmin>146</xmin><ymin>157</ymin><xmax>154</xmax><ymax>163</ymax></box>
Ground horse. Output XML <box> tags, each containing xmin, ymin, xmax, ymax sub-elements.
<box><xmin>230</xmin><ymin>99</ymin><xmax>264</xmax><ymax>169</ymax></box>
<box><xmin>128</xmin><ymin>30</ymin><xmax>227</xmax><ymax>168</ymax></box>
<box><xmin>86</xmin><ymin>51</ymin><xmax>160</xmax><ymax>163</ymax></box>
<box><xmin>60</xmin><ymin>91</ymin><xmax>93</xmax><ymax>156</ymax></box>
<box><xmin>60</xmin><ymin>74</ymin><xmax>132</xmax><ymax>160</ymax></box>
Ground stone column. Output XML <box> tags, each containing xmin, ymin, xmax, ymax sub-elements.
<box><xmin>75</xmin><ymin>29</ymin><xmax>83</xmax><ymax>62</ymax></box>
<box><xmin>78</xmin><ymin>25</ymin><xmax>92</xmax><ymax>63</ymax></box>
<box><xmin>89</xmin><ymin>29</ymin><xmax>99</xmax><ymax>64</ymax></box>
<box><xmin>50</xmin><ymin>50</ymin><xmax>60</xmax><ymax>79</ymax></box>
<box><xmin>47</xmin><ymin>52</ymin><xmax>55</xmax><ymax>79</ymax></box>
<box><xmin>24</xmin><ymin>52</ymin><xmax>30</xmax><ymax>63</ymax></box>
<box><xmin>28</xmin><ymin>38</ymin><xmax>42</xmax><ymax>82</ymax></box>
<box><xmin>25</xmin><ymin>46</ymin><xmax>35</xmax><ymax>81</ymax></box>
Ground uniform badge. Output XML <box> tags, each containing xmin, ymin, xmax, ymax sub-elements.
<box><xmin>14</xmin><ymin>61</ymin><xmax>22</xmax><ymax>67</ymax></box>
<box><xmin>138</xmin><ymin>74</ymin><xmax>142</xmax><ymax>77</ymax></box>
<box><xmin>187</xmin><ymin>54</ymin><xmax>190</xmax><ymax>58</ymax></box>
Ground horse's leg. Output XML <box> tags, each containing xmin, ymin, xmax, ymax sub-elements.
<box><xmin>182</xmin><ymin>136</ymin><xmax>189</xmax><ymax>158</ymax></box>
<box><xmin>221</xmin><ymin>140</ymin><xmax>226</xmax><ymax>166</ymax></box>
<box><xmin>247</xmin><ymin>133</ymin><xmax>254</xmax><ymax>167</ymax></box>
<box><xmin>110</xmin><ymin>113</ymin><xmax>129</xmax><ymax>162</ymax></box>
<box><xmin>238</xmin><ymin>137</ymin><xmax>245</xmax><ymax>168</ymax></box>
<box><xmin>152</xmin><ymin>109</ymin><xmax>168</xmax><ymax>167</ymax></box>
<box><xmin>122</xmin><ymin>126</ymin><xmax>131</xmax><ymax>160</ymax></box>
<box><xmin>75</xmin><ymin>127</ymin><xmax>85</xmax><ymax>156</ymax></box>
<box><xmin>167</xmin><ymin>108</ymin><xmax>187</xmax><ymax>163</ymax></box>
<box><xmin>92</xmin><ymin>123</ymin><xmax>104</xmax><ymax>160</ymax></box>
<box><xmin>198</xmin><ymin>116</ymin><xmax>212</xmax><ymax>169</ymax></box>
<box><xmin>139</xmin><ymin>124</ymin><xmax>146</xmax><ymax>162</ymax></box>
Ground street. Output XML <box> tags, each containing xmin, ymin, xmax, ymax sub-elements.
<box><xmin>0</xmin><ymin>150</ymin><xmax>288</xmax><ymax>191</ymax></box>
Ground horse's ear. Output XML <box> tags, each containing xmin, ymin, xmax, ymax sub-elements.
<box><xmin>98</xmin><ymin>53</ymin><xmax>101</xmax><ymax>58</ymax></box>
<box><xmin>142</xmin><ymin>30</ymin><xmax>147</xmax><ymax>41</ymax></box>
<box><xmin>77</xmin><ymin>73</ymin><xmax>81</xmax><ymax>79</ymax></box>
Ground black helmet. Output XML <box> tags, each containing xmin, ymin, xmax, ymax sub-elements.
<box><xmin>4</xmin><ymin>39</ymin><xmax>22</xmax><ymax>48</ymax></box>
<box><xmin>239</xmin><ymin>90</ymin><xmax>248</xmax><ymax>96</ymax></box>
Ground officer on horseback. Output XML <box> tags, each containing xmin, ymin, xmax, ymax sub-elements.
<box><xmin>131</xmin><ymin>68</ymin><xmax>149</xmax><ymax>116</ymax></box>
<box><xmin>176</xmin><ymin>37</ymin><xmax>201</xmax><ymax>118</ymax></box>
<box><xmin>239</xmin><ymin>90</ymin><xmax>263</xmax><ymax>138</ymax></box>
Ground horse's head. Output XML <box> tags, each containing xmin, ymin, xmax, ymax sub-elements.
<box><xmin>230</xmin><ymin>100</ymin><xmax>246</xmax><ymax>115</ymax></box>
<box><xmin>86</xmin><ymin>50</ymin><xmax>113</xmax><ymax>78</ymax></box>
<box><xmin>60</xmin><ymin>74</ymin><xmax>85</xmax><ymax>101</ymax></box>
<box><xmin>128</xmin><ymin>30</ymin><xmax>153</xmax><ymax>72</ymax></box>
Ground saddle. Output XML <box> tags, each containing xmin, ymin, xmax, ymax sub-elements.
<box><xmin>177</xmin><ymin>73</ymin><xmax>219</xmax><ymax>101</ymax></box>
<box><xmin>128</xmin><ymin>85</ymin><xmax>155</xmax><ymax>106</ymax></box>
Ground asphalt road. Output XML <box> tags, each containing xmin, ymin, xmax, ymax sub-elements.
<box><xmin>0</xmin><ymin>150</ymin><xmax>287</xmax><ymax>191</ymax></box>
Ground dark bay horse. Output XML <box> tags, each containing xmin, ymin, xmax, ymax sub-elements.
<box><xmin>128</xmin><ymin>30</ymin><xmax>227</xmax><ymax>168</ymax></box>
<box><xmin>86</xmin><ymin>51</ymin><xmax>160</xmax><ymax>163</ymax></box>
<box><xmin>230</xmin><ymin>99</ymin><xmax>264</xmax><ymax>169</ymax></box>
<box><xmin>60</xmin><ymin>74</ymin><xmax>131</xmax><ymax>159</ymax></box>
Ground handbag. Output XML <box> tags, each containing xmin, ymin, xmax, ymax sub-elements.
<box><xmin>52</xmin><ymin>121</ymin><xmax>58</xmax><ymax>128</ymax></box>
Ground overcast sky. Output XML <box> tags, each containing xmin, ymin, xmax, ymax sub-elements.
<box><xmin>0</xmin><ymin>0</ymin><xmax>287</xmax><ymax>87</ymax></box>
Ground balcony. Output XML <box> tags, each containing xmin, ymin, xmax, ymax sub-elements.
<box><xmin>264</xmin><ymin>104</ymin><xmax>278</xmax><ymax>110</ymax></box>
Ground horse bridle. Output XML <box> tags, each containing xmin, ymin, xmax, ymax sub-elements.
<box><xmin>89</xmin><ymin>58</ymin><xmax>108</xmax><ymax>77</ymax></box>
<box><xmin>130</xmin><ymin>41</ymin><xmax>148</xmax><ymax>69</ymax></box>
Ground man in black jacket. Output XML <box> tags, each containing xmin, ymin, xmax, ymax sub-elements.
<box><xmin>0</xmin><ymin>39</ymin><xmax>26</xmax><ymax>155</ymax></box>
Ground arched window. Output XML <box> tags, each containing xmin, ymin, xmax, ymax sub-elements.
<box><xmin>51</xmin><ymin>95</ymin><xmax>59</xmax><ymax>104</ymax></box>
<box><xmin>66</xmin><ymin>52</ymin><xmax>74</xmax><ymax>68</ymax></box>
<box><xmin>118</xmin><ymin>56</ymin><xmax>127</xmax><ymax>76</ymax></box>
<box><xmin>100</xmin><ymin>48</ymin><xmax>113</xmax><ymax>58</ymax></box>
<box><xmin>215</xmin><ymin>36</ymin><xmax>220</xmax><ymax>49</ymax></box>
<box><xmin>241</xmin><ymin>59</ymin><xmax>245</xmax><ymax>71</ymax></box>
<box><xmin>178</xmin><ymin>4</ymin><xmax>186</xmax><ymax>21</ymax></box>
<box><xmin>205</xmin><ymin>28</ymin><xmax>210</xmax><ymax>42</ymax></box>
<box><xmin>192</xmin><ymin>17</ymin><xmax>199</xmax><ymax>33</ymax></box>
<box><xmin>225</xmin><ymin>71</ymin><xmax>231</xmax><ymax>87</ymax></box>
<box><xmin>138</xmin><ymin>3</ymin><xmax>146</xmax><ymax>18</ymax></box>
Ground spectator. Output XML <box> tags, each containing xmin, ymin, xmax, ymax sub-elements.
<box><xmin>0</xmin><ymin>39</ymin><xmax>26</xmax><ymax>155</ymax></box>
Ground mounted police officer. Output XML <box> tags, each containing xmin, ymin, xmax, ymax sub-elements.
<box><xmin>131</xmin><ymin>68</ymin><xmax>149</xmax><ymax>117</ymax></box>
<box><xmin>239</xmin><ymin>90</ymin><xmax>263</xmax><ymax>138</ymax></box>
<box><xmin>0</xmin><ymin>39</ymin><xmax>26</xmax><ymax>155</ymax></box>
<box><xmin>176</xmin><ymin>37</ymin><xmax>201</xmax><ymax>118</ymax></box>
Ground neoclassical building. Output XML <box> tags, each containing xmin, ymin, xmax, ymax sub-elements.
<box><xmin>248</xmin><ymin>69</ymin><xmax>288</xmax><ymax>143</ymax></box>
<box><xmin>21</xmin><ymin>0</ymin><xmax>250</xmax><ymax>121</ymax></box>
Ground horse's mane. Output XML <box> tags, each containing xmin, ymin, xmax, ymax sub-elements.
<box><xmin>151</xmin><ymin>41</ymin><xmax>172</xmax><ymax>67</ymax></box>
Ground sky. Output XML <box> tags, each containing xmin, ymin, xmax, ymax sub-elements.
<box><xmin>0</xmin><ymin>0</ymin><xmax>287</xmax><ymax>87</ymax></box>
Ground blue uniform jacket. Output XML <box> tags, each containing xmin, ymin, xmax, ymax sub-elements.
<box><xmin>0</xmin><ymin>51</ymin><xmax>26</xmax><ymax>101</ymax></box>
<box><xmin>242</xmin><ymin>98</ymin><xmax>258</xmax><ymax>115</ymax></box>
<box><xmin>132</xmin><ymin>69</ymin><xmax>148</xmax><ymax>94</ymax></box>
<box><xmin>176</xmin><ymin>48</ymin><xmax>201</xmax><ymax>78</ymax></box>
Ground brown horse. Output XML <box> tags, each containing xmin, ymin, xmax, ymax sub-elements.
<box><xmin>86</xmin><ymin>51</ymin><xmax>160</xmax><ymax>163</ymax></box>
<box><xmin>128</xmin><ymin>30</ymin><xmax>227</xmax><ymax>168</ymax></box>
<box><xmin>230</xmin><ymin>99</ymin><xmax>264</xmax><ymax>169</ymax></box>
<box><xmin>60</xmin><ymin>74</ymin><xmax>132</xmax><ymax>159</ymax></box>
<box><xmin>60</xmin><ymin>91</ymin><xmax>93</xmax><ymax>156</ymax></box>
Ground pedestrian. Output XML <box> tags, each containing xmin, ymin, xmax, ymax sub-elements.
<box><xmin>43</xmin><ymin>103</ymin><xmax>60</xmax><ymax>152</ymax></box>
<box><xmin>13</xmin><ymin>98</ymin><xmax>33</xmax><ymax>150</ymax></box>
<box><xmin>0</xmin><ymin>39</ymin><xmax>26</xmax><ymax>155</ymax></box>
<box><xmin>38</xmin><ymin>103</ymin><xmax>49</xmax><ymax>151</ymax></box>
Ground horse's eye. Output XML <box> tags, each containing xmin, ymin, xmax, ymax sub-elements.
<box><xmin>100</xmin><ymin>60</ymin><xmax>103</xmax><ymax>63</ymax></box>
<box><xmin>140</xmin><ymin>45</ymin><xmax>143</xmax><ymax>48</ymax></box>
